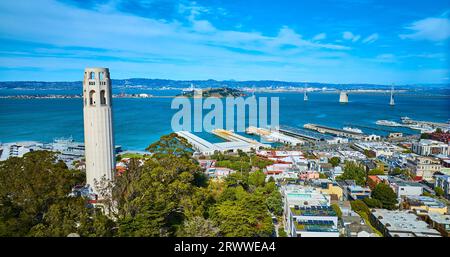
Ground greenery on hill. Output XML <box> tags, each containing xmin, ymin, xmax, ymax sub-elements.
<box><xmin>0</xmin><ymin>134</ymin><xmax>282</xmax><ymax>237</ymax></box>
<box><xmin>211</xmin><ymin>151</ymin><xmax>274</xmax><ymax>173</ymax></box>
<box><xmin>0</xmin><ymin>151</ymin><xmax>113</xmax><ymax>236</ymax></box>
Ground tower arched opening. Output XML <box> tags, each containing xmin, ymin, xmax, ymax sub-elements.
<box><xmin>89</xmin><ymin>90</ymin><xmax>96</xmax><ymax>106</ymax></box>
<box><xmin>100</xmin><ymin>90</ymin><xmax>106</xmax><ymax>105</ymax></box>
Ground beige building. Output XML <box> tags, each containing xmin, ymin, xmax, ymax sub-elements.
<box><xmin>407</xmin><ymin>156</ymin><xmax>441</xmax><ymax>181</ymax></box>
<box><xmin>83</xmin><ymin>68</ymin><xmax>115</xmax><ymax>196</ymax></box>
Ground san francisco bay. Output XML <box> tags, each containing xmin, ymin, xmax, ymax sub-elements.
<box><xmin>0</xmin><ymin>89</ymin><xmax>449</xmax><ymax>150</ymax></box>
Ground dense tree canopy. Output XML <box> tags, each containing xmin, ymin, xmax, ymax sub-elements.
<box><xmin>336</xmin><ymin>161</ymin><xmax>366</xmax><ymax>186</ymax></box>
<box><xmin>0</xmin><ymin>151</ymin><xmax>113</xmax><ymax>236</ymax></box>
<box><xmin>1</xmin><ymin>134</ymin><xmax>281</xmax><ymax>237</ymax></box>
<box><xmin>371</xmin><ymin>183</ymin><xmax>398</xmax><ymax>210</ymax></box>
<box><xmin>329</xmin><ymin>157</ymin><xmax>341</xmax><ymax>167</ymax></box>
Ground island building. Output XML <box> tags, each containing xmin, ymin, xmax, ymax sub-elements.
<box><xmin>83</xmin><ymin>67</ymin><xmax>115</xmax><ymax>197</ymax></box>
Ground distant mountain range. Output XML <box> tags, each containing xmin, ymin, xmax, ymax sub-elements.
<box><xmin>0</xmin><ymin>78</ymin><xmax>449</xmax><ymax>91</ymax></box>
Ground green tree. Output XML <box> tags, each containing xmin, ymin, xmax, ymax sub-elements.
<box><xmin>248</xmin><ymin>170</ymin><xmax>266</xmax><ymax>188</ymax></box>
<box><xmin>420</xmin><ymin>133</ymin><xmax>431</xmax><ymax>139</ymax></box>
<box><xmin>371</xmin><ymin>183</ymin><xmax>398</xmax><ymax>210</ymax></box>
<box><xmin>278</xmin><ymin>227</ymin><xmax>287</xmax><ymax>237</ymax></box>
<box><xmin>177</xmin><ymin>216</ymin><xmax>219</xmax><ymax>237</ymax></box>
<box><xmin>319</xmin><ymin>173</ymin><xmax>328</xmax><ymax>179</ymax></box>
<box><xmin>363</xmin><ymin>149</ymin><xmax>376</xmax><ymax>158</ymax></box>
<box><xmin>336</xmin><ymin>161</ymin><xmax>366</xmax><ymax>186</ymax></box>
<box><xmin>113</xmin><ymin>154</ymin><xmax>203</xmax><ymax>236</ymax></box>
<box><xmin>266</xmin><ymin>191</ymin><xmax>283</xmax><ymax>216</ymax></box>
<box><xmin>0</xmin><ymin>151</ymin><xmax>114</xmax><ymax>237</ymax></box>
<box><xmin>363</xmin><ymin>197</ymin><xmax>383</xmax><ymax>208</ymax></box>
<box><xmin>210</xmin><ymin>193</ymin><xmax>273</xmax><ymax>237</ymax></box>
<box><xmin>350</xmin><ymin>200</ymin><xmax>370</xmax><ymax>215</ymax></box>
<box><xmin>368</xmin><ymin>168</ymin><xmax>384</xmax><ymax>176</ymax></box>
<box><xmin>434</xmin><ymin>187</ymin><xmax>444</xmax><ymax>197</ymax></box>
<box><xmin>331</xmin><ymin>203</ymin><xmax>342</xmax><ymax>218</ymax></box>
<box><xmin>329</xmin><ymin>157</ymin><xmax>341</xmax><ymax>167</ymax></box>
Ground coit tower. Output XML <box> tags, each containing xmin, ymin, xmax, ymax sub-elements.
<box><xmin>83</xmin><ymin>67</ymin><xmax>115</xmax><ymax>195</ymax></box>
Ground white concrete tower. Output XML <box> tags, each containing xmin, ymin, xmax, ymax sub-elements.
<box><xmin>339</xmin><ymin>91</ymin><xmax>349</xmax><ymax>103</ymax></box>
<box><xmin>83</xmin><ymin>67</ymin><xmax>115</xmax><ymax>195</ymax></box>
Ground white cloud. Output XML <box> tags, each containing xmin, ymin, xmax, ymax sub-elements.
<box><xmin>400</xmin><ymin>17</ymin><xmax>450</xmax><ymax>41</ymax></box>
<box><xmin>342</xmin><ymin>31</ymin><xmax>361</xmax><ymax>42</ymax></box>
<box><xmin>312</xmin><ymin>33</ymin><xmax>326</xmax><ymax>41</ymax></box>
<box><xmin>192</xmin><ymin>20</ymin><xmax>216</xmax><ymax>33</ymax></box>
<box><xmin>362</xmin><ymin>33</ymin><xmax>379</xmax><ymax>43</ymax></box>
<box><xmin>375</xmin><ymin>54</ymin><xmax>396</xmax><ymax>63</ymax></box>
<box><xmin>1</xmin><ymin>0</ymin><xmax>446</xmax><ymax>84</ymax></box>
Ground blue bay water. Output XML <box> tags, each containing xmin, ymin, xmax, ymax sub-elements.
<box><xmin>0</xmin><ymin>90</ymin><xmax>449</xmax><ymax>150</ymax></box>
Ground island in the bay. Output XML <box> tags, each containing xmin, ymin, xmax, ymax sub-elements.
<box><xmin>178</xmin><ymin>87</ymin><xmax>247</xmax><ymax>98</ymax></box>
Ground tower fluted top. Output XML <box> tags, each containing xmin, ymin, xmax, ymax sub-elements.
<box><xmin>84</xmin><ymin>67</ymin><xmax>109</xmax><ymax>72</ymax></box>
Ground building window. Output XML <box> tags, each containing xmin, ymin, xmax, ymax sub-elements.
<box><xmin>100</xmin><ymin>90</ymin><xmax>106</xmax><ymax>105</ymax></box>
<box><xmin>99</xmin><ymin>72</ymin><xmax>104</xmax><ymax>80</ymax></box>
<box><xmin>90</xmin><ymin>72</ymin><xmax>95</xmax><ymax>80</ymax></box>
<box><xmin>89</xmin><ymin>90</ymin><xmax>96</xmax><ymax>105</ymax></box>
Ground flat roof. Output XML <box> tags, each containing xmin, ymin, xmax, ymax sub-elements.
<box><xmin>428</xmin><ymin>213</ymin><xmax>450</xmax><ymax>225</ymax></box>
<box><xmin>371</xmin><ymin>209</ymin><xmax>441</xmax><ymax>237</ymax></box>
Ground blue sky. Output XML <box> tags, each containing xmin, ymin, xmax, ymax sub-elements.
<box><xmin>0</xmin><ymin>0</ymin><xmax>449</xmax><ymax>84</ymax></box>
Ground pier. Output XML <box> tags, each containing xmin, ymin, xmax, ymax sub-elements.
<box><xmin>345</xmin><ymin>123</ymin><xmax>414</xmax><ymax>135</ymax></box>
<box><xmin>278</xmin><ymin>126</ymin><xmax>334</xmax><ymax>142</ymax></box>
<box><xmin>176</xmin><ymin>130</ymin><xmax>269</xmax><ymax>156</ymax></box>
<box><xmin>246</xmin><ymin>126</ymin><xmax>305</xmax><ymax>145</ymax></box>
<box><xmin>303</xmin><ymin>123</ymin><xmax>364</xmax><ymax>139</ymax></box>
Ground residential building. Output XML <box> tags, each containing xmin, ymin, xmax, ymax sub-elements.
<box><xmin>346</xmin><ymin>185</ymin><xmax>371</xmax><ymax>200</ymax></box>
<box><xmin>369</xmin><ymin>209</ymin><xmax>441</xmax><ymax>237</ymax></box>
<box><xmin>412</xmin><ymin>139</ymin><xmax>449</xmax><ymax>156</ymax></box>
<box><xmin>404</xmin><ymin>196</ymin><xmax>447</xmax><ymax>215</ymax></box>
<box><xmin>434</xmin><ymin>175</ymin><xmax>450</xmax><ymax>198</ymax></box>
<box><xmin>288</xmin><ymin>205</ymin><xmax>339</xmax><ymax>237</ymax></box>
<box><xmin>345</xmin><ymin>219</ymin><xmax>378</xmax><ymax>237</ymax></box>
<box><xmin>425</xmin><ymin>213</ymin><xmax>450</xmax><ymax>237</ymax></box>
<box><xmin>206</xmin><ymin>167</ymin><xmax>235</xmax><ymax>180</ymax></box>
<box><xmin>390</xmin><ymin>180</ymin><xmax>424</xmax><ymax>199</ymax></box>
<box><xmin>282</xmin><ymin>185</ymin><xmax>332</xmax><ymax>236</ymax></box>
<box><xmin>406</xmin><ymin>156</ymin><xmax>441</xmax><ymax>181</ymax></box>
<box><xmin>310</xmin><ymin>179</ymin><xmax>344</xmax><ymax>201</ymax></box>
<box><xmin>430</xmin><ymin>132</ymin><xmax>450</xmax><ymax>144</ymax></box>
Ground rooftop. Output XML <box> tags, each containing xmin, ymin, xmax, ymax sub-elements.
<box><xmin>371</xmin><ymin>209</ymin><xmax>441</xmax><ymax>237</ymax></box>
<box><xmin>291</xmin><ymin>206</ymin><xmax>337</xmax><ymax>217</ymax></box>
<box><xmin>428</xmin><ymin>213</ymin><xmax>450</xmax><ymax>225</ymax></box>
<box><xmin>406</xmin><ymin>196</ymin><xmax>446</xmax><ymax>208</ymax></box>
<box><xmin>295</xmin><ymin>221</ymin><xmax>338</xmax><ymax>233</ymax></box>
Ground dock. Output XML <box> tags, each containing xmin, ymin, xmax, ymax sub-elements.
<box><xmin>212</xmin><ymin>129</ymin><xmax>269</xmax><ymax>148</ymax></box>
<box><xmin>278</xmin><ymin>126</ymin><xmax>334</xmax><ymax>142</ymax></box>
<box><xmin>176</xmin><ymin>130</ymin><xmax>270</xmax><ymax>156</ymax></box>
<box><xmin>246</xmin><ymin>126</ymin><xmax>305</xmax><ymax>145</ymax></box>
<box><xmin>303</xmin><ymin>123</ymin><xmax>365</xmax><ymax>139</ymax></box>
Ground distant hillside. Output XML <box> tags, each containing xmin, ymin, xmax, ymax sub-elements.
<box><xmin>0</xmin><ymin>79</ymin><xmax>448</xmax><ymax>91</ymax></box>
